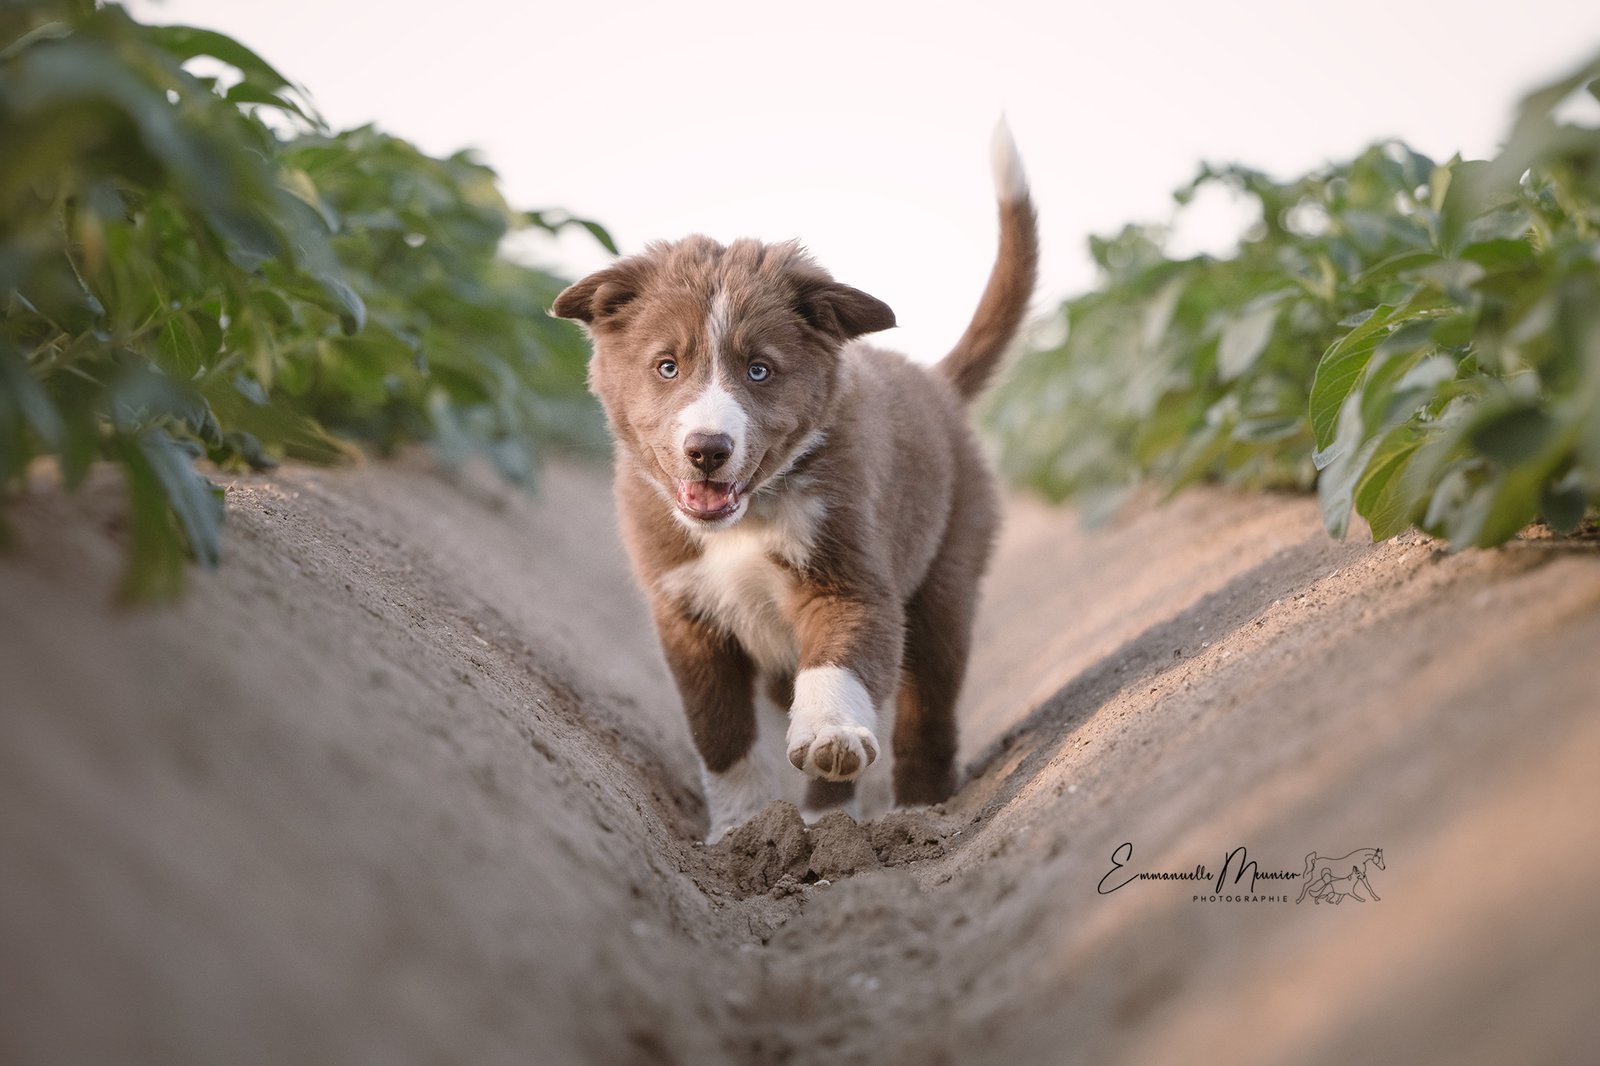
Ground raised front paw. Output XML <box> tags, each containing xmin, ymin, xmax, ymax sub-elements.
<box><xmin>787</xmin><ymin>723</ymin><xmax>879</xmax><ymax>781</ymax></box>
<box><xmin>786</xmin><ymin>666</ymin><xmax>881</xmax><ymax>782</ymax></box>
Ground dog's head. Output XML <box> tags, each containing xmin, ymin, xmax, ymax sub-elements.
<box><xmin>552</xmin><ymin>237</ymin><xmax>894</xmax><ymax>531</ymax></box>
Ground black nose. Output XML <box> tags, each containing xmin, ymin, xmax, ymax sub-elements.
<box><xmin>684</xmin><ymin>431</ymin><xmax>733</xmax><ymax>474</ymax></box>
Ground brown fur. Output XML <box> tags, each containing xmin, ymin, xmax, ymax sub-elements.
<box><xmin>941</xmin><ymin>195</ymin><xmax>1040</xmax><ymax>400</ymax></box>
<box><xmin>552</xmin><ymin>133</ymin><xmax>1037</xmax><ymax>837</ymax></box>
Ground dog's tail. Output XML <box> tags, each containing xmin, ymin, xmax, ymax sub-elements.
<box><xmin>937</xmin><ymin>119</ymin><xmax>1040</xmax><ymax>404</ymax></box>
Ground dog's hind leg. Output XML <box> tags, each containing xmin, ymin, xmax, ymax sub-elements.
<box><xmin>893</xmin><ymin>597</ymin><xmax>964</xmax><ymax>806</ymax></box>
<box><xmin>893</xmin><ymin>533</ymin><xmax>990</xmax><ymax>806</ymax></box>
<box><xmin>892</xmin><ymin>448</ymin><xmax>997</xmax><ymax>807</ymax></box>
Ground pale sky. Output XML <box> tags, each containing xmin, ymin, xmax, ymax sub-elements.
<box><xmin>134</xmin><ymin>0</ymin><xmax>1600</xmax><ymax>362</ymax></box>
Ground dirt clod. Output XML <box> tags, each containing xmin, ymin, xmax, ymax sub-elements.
<box><xmin>713</xmin><ymin>803</ymin><xmax>884</xmax><ymax>894</ymax></box>
<box><xmin>869</xmin><ymin>808</ymin><xmax>951</xmax><ymax>866</ymax></box>
<box><xmin>717</xmin><ymin>801</ymin><xmax>812</xmax><ymax>894</ymax></box>
<box><xmin>805</xmin><ymin>811</ymin><xmax>880</xmax><ymax>880</ymax></box>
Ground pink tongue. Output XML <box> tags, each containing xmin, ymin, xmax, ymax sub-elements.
<box><xmin>679</xmin><ymin>480</ymin><xmax>734</xmax><ymax>514</ymax></box>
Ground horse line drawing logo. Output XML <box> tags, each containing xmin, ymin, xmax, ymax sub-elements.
<box><xmin>1297</xmin><ymin>847</ymin><xmax>1385</xmax><ymax>905</ymax></box>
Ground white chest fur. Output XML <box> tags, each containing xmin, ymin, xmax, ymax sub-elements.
<box><xmin>657</xmin><ymin>490</ymin><xmax>825</xmax><ymax>675</ymax></box>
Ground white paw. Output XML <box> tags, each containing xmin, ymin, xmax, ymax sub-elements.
<box><xmin>787</xmin><ymin>723</ymin><xmax>878</xmax><ymax>781</ymax></box>
<box><xmin>786</xmin><ymin>666</ymin><xmax>879</xmax><ymax>782</ymax></box>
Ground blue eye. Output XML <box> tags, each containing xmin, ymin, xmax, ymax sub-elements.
<box><xmin>748</xmin><ymin>362</ymin><xmax>771</xmax><ymax>382</ymax></box>
<box><xmin>657</xmin><ymin>360</ymin><xmax>678</xmax><ymax>379</ymax></box>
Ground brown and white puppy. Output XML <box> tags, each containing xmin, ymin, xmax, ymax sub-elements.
<box><xmin>552</xmin><ymin>125</ymin><xmax>1038</xmax><ymax>842</ymax></box>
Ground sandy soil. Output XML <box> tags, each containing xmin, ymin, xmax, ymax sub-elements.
<box><xmin>2</xmin><ymin>454</ymin><xmax>1597</xmax><ymax>1065</ymax></box>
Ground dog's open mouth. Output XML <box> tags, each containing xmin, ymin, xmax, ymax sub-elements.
<box><xmin>674</xmin><ymin>478</ymin><xmax>747</xmax><ymax>522</ymax></box>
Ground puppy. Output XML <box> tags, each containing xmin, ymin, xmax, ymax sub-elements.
<box><xmin>552</xmin><ymin>124</ymin><xmax>1038</xmax><ymax>842</ymax></box>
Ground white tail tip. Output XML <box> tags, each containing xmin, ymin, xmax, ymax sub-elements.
<box><xmin>990</xmin><ymin>116</ymin><xmax>1028</xmax><ymax>203</ymax></box>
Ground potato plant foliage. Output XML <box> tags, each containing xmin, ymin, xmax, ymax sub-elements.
<box><xmin>0</xmin><ymin>1</ymin><xmax>609</xmax><ymax>598</ymax></box>
<box><xmin>987</xmin><ymin>54</ymin><xmax>1600</xmax><ymax>547</ymax></box>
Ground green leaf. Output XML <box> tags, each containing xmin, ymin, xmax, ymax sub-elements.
<box><xmin>525</xmin><ymin>209</ymin><xmax>620</xmax><ymax>255</ymax></box>
<box><xmin>1353</xmin><ymin>425</ymin><xmax>1424</xmax><ymax>540</ymax></box>
<box><xmin>1540</xmin><ymin>472</ymin><xmax>1587</xmax><ymax>533</ymax></box>
<box><xmin>1459</xmin><ymin>204</ymin><xmax>1533</xmax><ymax>246</ymax></box>
<box><xmin>1408</xmin><ymin>259</ymin><xmax>1486</xmax><ymax>303</ymax></box>
<box><xmin>249</xmin><ymin>289</ymin><xmax>297</xmax><ymax>327</ymax></box>
<box><xmin>1353</xmin><ymin>250</ymin><xmax>1440</xmax><ymax>288</ymax></box>
<box><xmin>232</xmin><ymin>374</ymin><xmax>269</xmax><ymax>406</ymax></box>
<box><xmin>1232</xmin><ymin>415</ymin><xmax>1303</xmax><ymax>443</ymax></box>
<box><xmin>115</xmin><ymin>428</ymin><xmax>224</xmax><ymax>601</ymax></box>
<box><xmin>108</xmin><ymin>364</ymin><xmax>216</xmax><ymax>440</ymax></box>
<box><xmin>1316</xmin><ymin>397</ymin><xmax>1381</xmax><ymax>539</ymax></box>
<box><xmin>1310</xmin><ymin>304</ymin><xmax>1401</xmax><ymax>460</ymax></box>
<box><xmin>154</xmin><ymin>312</ymin><xmax>211</xmax><ymax>376</ymax></box>
<box><xmin>118</xmin><ymin>435</ymin><xmax>190</xmax><ymax>602</ymax></box>
<box><xmin>1310</xmin><ymin>293</ymin><xmax>1451</xmax><ymax>461</ymax></box>
<box><xmin>1357</xmin><ymin>326</ymin><xmax>1437</xmax><ymax>434</ymax></box>
<box><xmin>138</xmin><ymin>427</ymin><xmax>224</xmax><ymax>568</ymax></box>
<box><xmin>1216</xmin><ymin>298</ymin><xmax>1280</xmax><ymax>381</ymax></box>
<box><xmin>1466</xmin><ymin>402</ymin><xmax>1555</xmax><ymax>463</ymax></box>
<box><xmin>1458</xmin><ymin>238</ymin><xmax>1535</xmax><ymax>274</ymax></box>
<box><xmin>1474</xmin><ymin>463</ymin><xmax>1548</xmax><ymax>547</ymax></box>
<box><xmin>0</xmin><ymin>343</ymin><xmax>66</xmax><ymax>477</ymax></box>
<box><xmin>288</xmin><ymin>273</ymin><xmax>367</xmax><ymax>335</ymax></box>
<box><xmin>224</xmin><ymin>81</ymin><xmax>313</xmax><ymax>125</ymax></box>
<box><xmin>143</xmin><ymin>25</ymin><xmax>297</xmax><ymax>93</ymax></box>
<box><xmin>1139</xmin><ymin>276</ymin><xmax>1185</xmax><ymax>355</ymax></box>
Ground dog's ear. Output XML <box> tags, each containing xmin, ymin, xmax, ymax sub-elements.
<box><xmin>551</xmin><ymin>263</ymin><xmax>643</xmax><ymax>326</ymax></box>
<box><xmin>792</xmin><ymin>280</ymin><xmax>896</xmax><ymax>342</ymax></box>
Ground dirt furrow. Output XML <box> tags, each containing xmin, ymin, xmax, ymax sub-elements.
<box><xmin>2</xmin><ymin>457</ymin><xmax>1596</xmax><ymax>1065</ymax></box>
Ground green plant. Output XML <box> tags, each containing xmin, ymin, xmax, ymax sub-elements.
<box><xmin>1</xmin><ymin>1</ymin><xmax>608</xmax><ymax>598</ymax></box>
<box><xmin>987</xmin><ymin>53</ymin><xmax>1600</xmax><ymax>547</ymax></box>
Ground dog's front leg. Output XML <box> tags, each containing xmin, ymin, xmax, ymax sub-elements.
<box><xmin>652</xmin><ymin>605</ymin><xmax>767</xmax><ymax>843</ymax></box>
<box><xmin>784</xmin><ymin>581</ymin><xmax>903</xmax><ymax>784</ymax></box>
